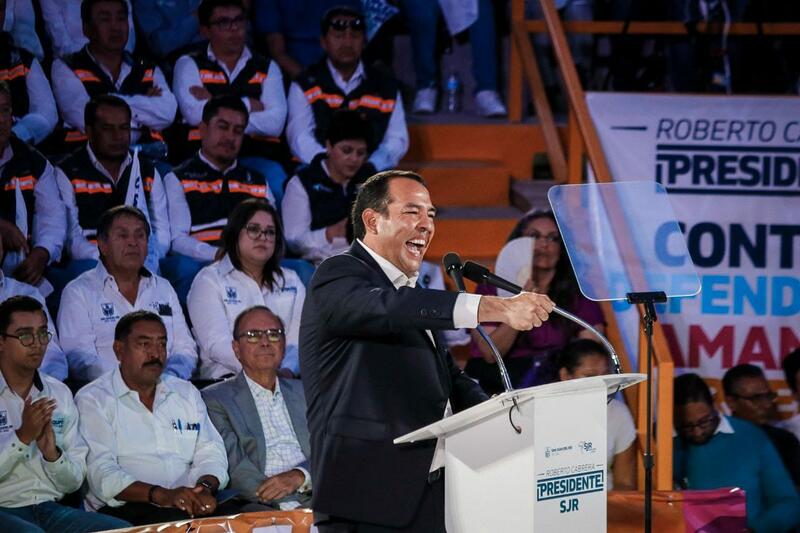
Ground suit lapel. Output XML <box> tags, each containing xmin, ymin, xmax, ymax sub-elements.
<box><xmin>280</xmin><ymin>378</ymin><xmax>311</xmax><ymax>457</ymax></box>
<box><xmin>232</xmin><ymin>373</ymin><xmax>267</xmax><ymax>472</ymax></box>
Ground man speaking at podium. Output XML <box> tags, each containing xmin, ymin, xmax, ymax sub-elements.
<box><xmin>300</xmin><ymin>171</ymin><xmax>554</xmax><ymax>532</ymax></box>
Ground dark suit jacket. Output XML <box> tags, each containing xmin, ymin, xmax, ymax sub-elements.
<box><xmin>299</xmin><ymin>242</ymin><xmax>488</xmax><ymax>527</ymax></box>
<box><xmin>202</xmin><ymin>372</ymin><xmax>311</xmax><ymax>505</ymax></box>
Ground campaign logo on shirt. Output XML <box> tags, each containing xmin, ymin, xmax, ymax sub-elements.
<box><xmin>224</xmin><ymin>286</ymin><xmax>241</xmax><ymax>305</ymax></box>
<box><xmin>152</xmin><ymin>302</ymin><xmax>173</xmax><ymax>317</ymax></box>
<box><xmin>312</xmin><ymin>183</ymin><xmax>334</xmax><ymax>194</ymax></box>
<box><xmin>100</xmin><ymin>303</ymin><xmax>119</xmax><ymax>323</ymax></box>
<box><xmin>281</xmin><ymin>286</ymin><xmax>297</xmax><ymax>295</ymax></box>
<box><xmin>171</xmin><ymin>419</ymin><xmax>201</xmax><ymax>433</ymax></box>
<box><xmin>0</xmin><ymin>410</ymin><xmax>8</xmax><ymax>432</ymax></box>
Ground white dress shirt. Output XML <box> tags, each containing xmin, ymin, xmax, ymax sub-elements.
<box><xmin>0</xmin><ymin>370</ymin><xmax>86</xmax><ymax>507</ymax></box>
<box><xmin>244</xmin><ymin>374</ymin><xmax>310</xmax><ymax>508</ymax></box>
<box><xmin>286</xmin><ymin>60</ymin><xmax>409</xmax><ymax>171</ymax></box>
<box><xmin>51</xmin><ymin>48</ymin><xmax>176</xmax><ymax>140</ymax></box>
<box><xmin>55</xmin><ymin>146</ymin><xmax>171</xmax><ymax>271</ymax></box>
<box><xmin>76</xmin><ymin>369</ymin><xmax>228</xmax><ymax>511</ymax></box>
<box><xmin>39</xmin><ymin>0</ymin><xmax>135</xmax><ymax>58</ymax></box>
<box><xmin>187</xmin><ymin>255</ymin><xmax>305</xmax><ymax>379</ymax></box>
<box><xmin>0</xmin><ymin>271</ymin><xmax>67</xmax><ymax>381</ymax></box>
<box><xmin>9</xmin><ymin>58</ymin><xmax>58</xmax><ymax>144</ymax></box>
<box><xmin>173</xmin><ymin>45</ymin><xmax>287</xmax><ymax>138</ymax></box>
<box><xmin>0</xmin><ymin>143</ymin><xmax>67</xmax><ymax>272</ymax></box>
<box><xmin>57</xmin><ymin>261</ymin><xmax>198</xmax><ymax>382</ymax></box>
<box><xmin>606</xmin><ymin>398</ymin><xmax>636</xmax><ymax>490</ymax></box>
<box><xmin>280</xmin><ymin>169</ymin><xmax>349</xmax><ymax>265</ymax></box>
<box><xmin>164</xmin><ymin>151</ymin><xmax>275</xmax><ymax>263</ymax></box>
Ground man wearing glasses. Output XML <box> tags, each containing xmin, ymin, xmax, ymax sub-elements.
<box><xmin>202</xmin><ymin>305</ymin><xmax>311</xmax><ymax>510</ymax></box>
<box><xmin>0</xmin><ymin>296</ymin><xmax>130</xmax><ymax>531</ymax></box>
<box><xmin>673</xmin><ymin>373</ymin><xmax>799</xmax><ymax>532</ymax></box>
<box><xmin>722</xmin><ymin>364</ymin><xmax>800</xmax><ymax>488</ymax></box>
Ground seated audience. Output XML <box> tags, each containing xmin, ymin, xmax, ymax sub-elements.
<box><xmin>202</xmin><ymin>306</ymin><xmax>311</xmax><ymax>509</ymax></box>
<box><xmin>287</xmin><ymin>6</ymin><xmax>408</xmax><ymax>172</ymax></box>
<box><xmin>75</xmin><ymin>310</ymin><xmax>233</xmax><ymax>526</ymax></box>
<box><xmin>405</xmin><ymin>0</ymin><xmax>507</xmax><ymax>116</ymax></box>
<box><xmin>0</xmin><ymin>240</ymin><xmax>67</xmax><ymax>381</ymax></box>
<box><xmin>188</xmin><ymin>199</ymin><xmax>305</xmax><ymax>379</ymax></box>
<box><xmin>722</xmin><ymin>363</ymin><xmax>800</xmax><ymax>488</ymax></box>
<box><xmin>467</xmin><ymin>209</ymin><xmax>605</xmax><ymax>393</ymax></box>
<box><xmin>0</xmin><ymin>82</ymin><xmax>66</xmax><ymax>287</ymax></box>
<box><xmin>58</xmin><ymin>206</ymin><xmax>196</xmax><ymax>382</ymax></box>
<box><xmin>173</xmin><ymin>0</ymin><xmax>286</xmax><ymax>190</ymax></box>
<box><xmin>673</xmin><ymin>373</ymin><xmax>800</xmax><ymax>532</ymax></box>
<box><xmin>780</xmin><ymin>348</ymin><xmax>800</xmax><ymax>441</ymax></box>
<box><xmin>0</xmin><ymin>296</ymin><xmax>130</xmax><ymax>532</ymax></box>
<box><xmin>40</xmin><ymin>0</ymin><xmax>135</xmax><ymax>58</ymax></box>
<box><xmin>0</xmin><ymin>34</ymin><xmax>57</xmax><ymax>145</ymax></box>
<box><xmin>1</xmin><ymin>0</ymin><xmax>44</xmax><ymax>60</ymax></box>
<box><xmin>282</xmin><ymin>109</ymin><xmax>372</xmax><ymax>264</ymax></box>
<box><xmin>54</xmin><ymin>95</ymin><xmax>170</xmax><ymax>276</ymax></box>
<box><xmin>163</xmin><ymin>96</ymin><xmax>275</xmax><ymax>304</ymax></box>
<box><xmin>131</xmin><ymin>0</ymin><xmax>204</xmax><ymax>60</ymax></box>
<box><xmin>252</xmin><ymin>0</ymin><xmax>361</xmax><ymax>79</ymax></box>
<box><xmin>51</xmin><ymin>0</ymin><xmax>176</xmax><ymax>150</ymax></box>
<box><xmin>557</xmin><ymin>339</ymin><xmax>636</xmax><ymax>490</ymax></box>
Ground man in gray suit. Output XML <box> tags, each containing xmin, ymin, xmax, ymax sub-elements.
<box><xmin>202</xmin><ymin>305</ymin><xmax>312</xmax><ymax>509</ymax></box>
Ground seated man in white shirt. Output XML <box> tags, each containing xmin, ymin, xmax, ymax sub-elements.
<box><xmin>58</xmin><ymin>206</ymin><xmax>197</xmax><ymax>383</ymax></box>
<box><xmin>75</xmin><ymin>310</ymin><xmax>235</xmax><ymax>526</ymax></box>
<box><xmin>287</xmin><ymin>6</ymin><xmax>408</xmax><ymax>172</ymax></box>
<box><xmin>0</xmin><ymin>295</ymin><xmax>130</xmax><ymax>532</ymax></box>
<box><xmin>282</xmin><ymin>109</ymin><xmax>373</xmax><ymax>265</ymax></box>
<box><xmin>202</xmin><ymin>306</ymin><xmax>311</xmax><ymax>510</ymax></box>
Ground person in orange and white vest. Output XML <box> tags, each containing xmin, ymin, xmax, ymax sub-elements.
<box><xmin>50</xmin><ymin>0</ymin><xmax>176</xmax><ymax>152</ymax></box>
<box><xmin>161</xmin><ymin>96</ymin><xmax>275</xmax><ymax>305</ymax></box>
<box><xmin>287</xmin><ymin>6</ymin><xmax>408</xmax><ymax>173</ymax></box>
<box><xmin>172</xmin><ymin>0</ymin><xmax>288</xmax><ymax>198</ymax></box>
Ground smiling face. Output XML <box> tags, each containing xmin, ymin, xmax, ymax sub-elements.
<box><xmin>362</xmin><ymin>178</ymin><xmax>435</xmax><ymax>278</ymax></box>
<box><xmin>237</xmin><ymin>210</ymin><xmax>276</xmax><ymax>267</ymax></box>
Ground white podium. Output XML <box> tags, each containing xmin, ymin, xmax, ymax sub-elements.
<box><xmin>395</xmin><ymin>373</ymin><xmax>646</xmax><ymax>533</ymax></box>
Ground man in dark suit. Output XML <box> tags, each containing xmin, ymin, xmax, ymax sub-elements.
<box><xmin>299</xmin><ymin>170</ymin><xmax>555</xmax><ymax>532</ymax></box>
<box><xmin>203</xmin><ymin>306</ymin><xmax>312</xmax><ymax>510</ymax></box>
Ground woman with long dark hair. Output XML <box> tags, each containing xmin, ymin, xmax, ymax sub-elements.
<box><xmin>187</xmin><ymin>199</ymin><xmax>305</xmax><ymax>379</ymax></box>
<box><xmin>466</xmin><ymin>209</ymin><xmax>605</xmax><ymax>392</ymax></box>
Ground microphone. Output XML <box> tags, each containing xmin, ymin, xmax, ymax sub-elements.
<box><xmin>462</xmin><ymin>261</ymin><xmax>622</xmax><ymax>375</ymax></box>
<box><xmin>443</xmin><ymin>253</ymin><xmax>514</xmax><ymax>393</ymax></box>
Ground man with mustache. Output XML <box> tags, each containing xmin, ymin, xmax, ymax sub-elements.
<box><xmin>76</xmin><ymin>310</ymin><xmax>232</xmax><ymax>526</ymax></box>
<box><xmin>57</xmin><ymin>206</ymin><xmax>197</xmax><ymax>383</ymax></box>
<box><xmin>162</xmin><ymin>96</ymin><xmax>275</xmax><ymax>305</ymax></box>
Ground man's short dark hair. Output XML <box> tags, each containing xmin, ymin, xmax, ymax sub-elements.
<box><xmin>326</xmin><ymin>109</ymin><xmax>372</xmax><ymax>149</ymax></box>
<box><xmin>782</xmin><ymin>348</ymin><xmax>800</xmax><ymax>393</ymax></box>
<box><xmin>85</xmin><ymin>94</ymin><xmax>131</xmax><ymax>130</ymax></box>
<box><xmin>232</xmin><ymin>305</ymin><xmax>284</xmax><ymax>338</ymax></box>
<box><xmin>81</xmin><ymin>0</ymin><xmax>129</xmax><ymax>26</ymax></box>
<box><xmin>722</xmin><ymin>364</ymin><xmax>766</xmax><ymax>396</ymax></box>
<box><xmin>114</xmin><ymin>310</ymin><xmax>165</xmax><ymax>341</ymax></box>
<box><xmin>557</xmin><ymin>339</ymin><xmax>607</xmax><ymax>375</ymax></box>
<box><xmin>321</xmin><ymin>5</ymin><xmax>365</xmax><ymax>34</ymax></box>
<box><xmin>202</xmin><ymin>95</ymin><xmax>249</xmax><ymax>125</ymax></box>
<box><xmin>0</xmin><ymin>296</ymin><xmax>45</xmax><ymax>336</ymax></box>
<box><xmin>674</xmin><ymin>373</ymin><xmax>714</xmax><ymax>407</ymax></box>
<box><xmin>351</xmin><ymin>171</ymin><xmax>427</xmax><ymax>240</ymax></box>
<box><xmin>198</xmin><ymin>0</ymin><xmax>245</xmax><ymax>26</ymax></box>
<box><xmin>97</xmin><ymin>205</ymin><xmax>151</xmax><ymax>241</ymax></box>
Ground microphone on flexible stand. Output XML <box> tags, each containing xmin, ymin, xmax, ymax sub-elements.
<box><xmin>442</xmin><ymin>253</ymin><xmax>514</xmax><ymax>393</ymax></box>
<box><xmin>462</xmin><ymin>261</ymin><xmax>622</xmax><ymax>375</ymax></box>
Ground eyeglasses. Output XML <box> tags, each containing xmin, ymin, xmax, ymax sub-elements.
<box><xmin>3</xmin><ymin>330</ymin><xmax>53</xmax><ymax>347</ymax></box>
<box><xmin>209</xmin><ymin>15</ymin><xmax>246</xmax><ymax>30</ymax></box>
<box><xmin>236</xmin><ymin>329</ymin><xmax>285</xmax><ymax>344</ymax></box>
<box><xmin>244</xmin><ymin>224</ymin><xmax>277</xmax><ymax>241</ymax></box>
<box><xmin>529</xmin><ymin>232</ymin><xmax>561</xmax><ymax>244</ymax></box>
<box><xmin>676</xmin><ymin>413</ymin><xmax>719</xmax><ymax>434</ymax></box>
<box><xmin>730</xmin><ymin>391</ymin><xmax>777</xmax><ymax>404</ymax></box>
<box><xmin>327</xmin><ymin>18</ymin><xmax>365</xmax><ymax>32</ymax></box>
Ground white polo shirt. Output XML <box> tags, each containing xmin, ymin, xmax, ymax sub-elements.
<box><xmin>57</xmin><ymin>261</ymin><xmax>197</xmax><ymax>382</ymax></box>
<box><xmin>187</xmin><ymin>255</ymin><xmax>305</xmax><ymax>379</ymax></box>
<box><xmin>0</xmin><ymin>370</ymin><xmax>86</xmax><ymax>507</ymax></box>
<box><xmin>76</xmin><ymin>369</ymin><xmax>228</xmax><ymax>511</ymax></box>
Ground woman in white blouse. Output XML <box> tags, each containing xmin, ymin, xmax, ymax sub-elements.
<box><xmin>188</xmin><ymin>199</ymin><xmax>305</xmax><ymax>380</ymax></box>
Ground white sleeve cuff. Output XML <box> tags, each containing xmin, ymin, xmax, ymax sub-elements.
<box><xmin>453</xmin><ymin>293</ymin><xmax>481</xmax><ymax>329</ymax></box>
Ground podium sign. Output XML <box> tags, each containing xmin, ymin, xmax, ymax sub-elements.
<box><xmin>396</xmin><ymin>374</ymin><xmax>645</xmax><ymax>533</ymax></box>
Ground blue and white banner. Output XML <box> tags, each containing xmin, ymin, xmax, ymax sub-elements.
<box><xmin>586</xmin><ymin>93</ymin><xmax>800</xmax><ymax>410</ymax></box>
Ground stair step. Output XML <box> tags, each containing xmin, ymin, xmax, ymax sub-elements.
<box><xmin>427</xmin><ymin>206</ymin><xmax>521</xmax><ymax>259</ymax></box>
<box><xmin>404</xmin><ymin>160</ymin><xmax>509</xmax><ymax>207</ymax></box>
